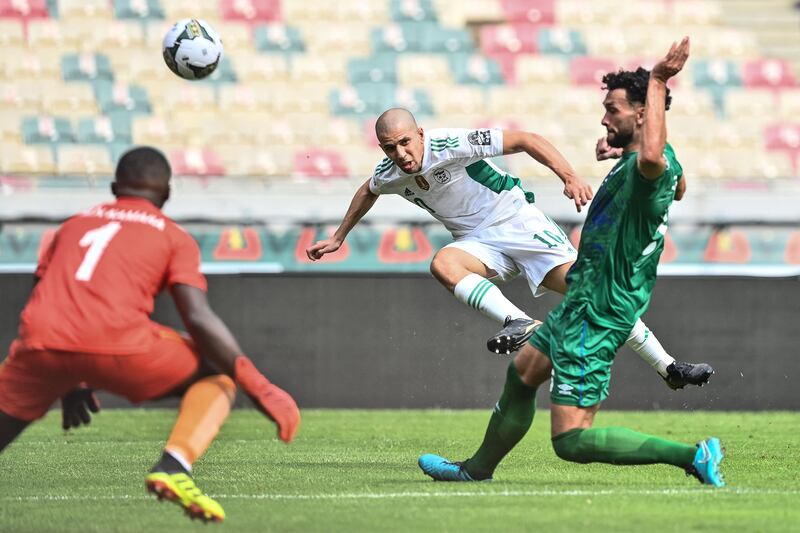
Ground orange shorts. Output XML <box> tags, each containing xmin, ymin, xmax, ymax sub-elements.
<box><xmin>0</xmin><ymin>326</ymin><xmax>201</xmax><ymax>421</ymax></box>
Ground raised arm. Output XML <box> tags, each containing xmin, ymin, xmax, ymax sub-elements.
<box><xmin>306</xmin><ymin>178</ymin><xmax>378</xmax><ymax>260</ymax></box>
<box><xmin>638</xmin><ymin>37</ymin><xmax>690</xmax><ymax>179</ymax></box>
<box><xmin>502</xmin><ymin>129</ymin><xmax>593</xmax><ymax>212</ymax></box>
<box><xmin>172</xmin><ymin>284</ymin><xmax>300</xmax><ymax>442</ymax></box>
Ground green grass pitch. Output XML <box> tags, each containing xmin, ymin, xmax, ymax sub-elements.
<box><xmin>1</xmin><ymin>409</ymin><xmax>798</xmax><ymax>532</ymax></box>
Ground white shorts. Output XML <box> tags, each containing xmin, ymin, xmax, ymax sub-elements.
<box><xmin>445</xmin><ymin>203</ymin><xmax>577</xmax><ymax>297</ymax></box>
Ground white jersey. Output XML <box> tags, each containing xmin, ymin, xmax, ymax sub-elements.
<box><xmin>368</xmin><ymin>128</ymin><xmax>535</xmax><ymax>239</ymax></box>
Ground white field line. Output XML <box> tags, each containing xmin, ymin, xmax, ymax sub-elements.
<box><xmin>3</xmin><ymin>487</ymin><xmax>799</xmax><ymax>503</ymax></box>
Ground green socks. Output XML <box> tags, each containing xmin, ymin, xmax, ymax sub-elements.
<box><xmin>551</xmin><ymin>427</ymin><xmax>697</xmax><ymax>468</ymax></box>
<box><xmin>464</xmin><ymin>362</ymin><xmax>537</xmax><ymax>479</ymax></box>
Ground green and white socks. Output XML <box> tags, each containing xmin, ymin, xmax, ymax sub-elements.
<box><xmin>625</xmin><ymin>319</ymin><xmax>675</xmax><ymax>377</ymax></box>
<box><xmin>453</xmin><ymin>273</ymin><xmax>530</xmax><ymax>323</ymax></box>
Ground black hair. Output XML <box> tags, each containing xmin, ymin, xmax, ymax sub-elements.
<box><xmin>115</xmin><ymin>146</ymin><xmax>171</xmax><ymax>184</ymax></box>
<box><xmin>602</xmin><ymin>67</ymin><xmax>672</xmax><ymax>111</ymax></box>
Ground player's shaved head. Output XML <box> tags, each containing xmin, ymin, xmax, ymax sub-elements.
<box><xmin>112</xmin><ymin>146</ymin><xmax>172</xmax><ymax>207</ymax></box>
<box><xmin>375</xmin><ymin>108</ymin><xmax>425</xmax><ymax>174</ymax></box>
<box><xmin>375</xmin><ymin>108</ymin><xmax>418</xmax><ymax>139</ymax></box>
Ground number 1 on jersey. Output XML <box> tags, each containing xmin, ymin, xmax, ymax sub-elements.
<box><xmin>75</xmin><ymin>222</ymin><xmax>122</xmax><ymax>281</ymax></box>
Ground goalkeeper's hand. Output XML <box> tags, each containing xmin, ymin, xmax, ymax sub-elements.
<box><xmin>61</xmin><ymin>386</ymin><xmax>100</xmax><ymax>430</ymax></box>
<box><xmin>234</xmin><ymin>357</ymin><xmax>300</xmax><ymax>443</ymax></box>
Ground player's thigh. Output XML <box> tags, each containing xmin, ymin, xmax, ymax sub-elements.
<box><xmin>0</xmin><ymin>411</ymin><xmax>31</xmax><ymax>453</ymax></box>
<box><xmin>84</xmin><ymin>327</ymin><xmax>204</xmax><ymax>404</ymax></box>
<box><xmin>439</xmin><ymin>239</ymin><xmax>518</xmax><ymax>286</ymax></box>
<box><xmin>0</xmin><ymin>342</ymin><xmax>78</xmax><ymax>422</ymax></box>
<box><xmin>550</xmin><ymin>403</ymin><xmax>602</xmax><ymax>437</ymax></box>
<box><xmin>513</xmin><ymin>343</ymin><xmax>552</xmax><ymax>388</ymax></box>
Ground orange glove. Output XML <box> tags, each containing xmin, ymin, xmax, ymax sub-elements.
<box><xmin>234</xmin><ymin>356</ymin><xmax>300</xmax><ymax>443</ymax></box>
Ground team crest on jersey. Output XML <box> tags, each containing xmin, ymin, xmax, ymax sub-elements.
<box><xmin>414</xmin><ymin>175</ymin><xmax>430</xmax><ymax>191</ymax></box>
<box><xmin>468</xmin><ymin>129</ymin><xmax>492</xmax><ymax>146</ymax></box>
<box><xmin>432</xmin><ymin>168</ymin><xmax>451</xmax><ymax>184</ymax></box>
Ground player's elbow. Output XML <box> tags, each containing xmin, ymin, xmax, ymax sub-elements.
<box><xmin>636</xmin><ymin>154</ymin><xmax>666</xmax><ymax>179</ymax></box>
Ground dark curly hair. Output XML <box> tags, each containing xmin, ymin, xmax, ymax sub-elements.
<box><xmin>602</xmin><ymin>67</ymin><xmax>671</xmax><ymax>111</ymax></box>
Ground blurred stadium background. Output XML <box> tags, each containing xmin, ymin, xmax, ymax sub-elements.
<box><xmin>1</xmin><ymin>0</ymin><xmax>799</xmax><ymax>410</ymax></box>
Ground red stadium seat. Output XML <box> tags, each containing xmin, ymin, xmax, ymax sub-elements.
<box><xmin>220</xmin><ymin>0</ymin><xmax>281</xmax><ymax>23</ymax></box>
<box><xmin>0</xmin><ymin>0</ymin><xmax>49</xmax><ymax>20</ymax></box>
<box><xmin>170</xmin><ymin>148</ymin><xmax>226</xmax><ymax>176</ymax></box>
<box><xmin>764</xmin><ymin>124</ymin><xmax>800</xmax><ymax>151</ymax></box>
<box><xmin>486</xmin><ymin>52</ymin><xmax>518</xmax><ymax>85</ymax></box>
<box><xmin>479</xmin><ymin>24</ymin><xmax>538</xmax><ymax>55</ymax></box>
<box><xmin>499</xmin><ymin>0</ymin><xmax>555</xmax><ymax>25</ymax></box>
<box><xmin>570</xmin><ymin>57</ymin><xmax>617</xmax><ymax>86</ymax></box>
<box><xmin>293</xmin><ymin>148</ymin><xmax>348</xmax><ymax>178</ymax></box>
<box><xmin>743</xmin><ymin>59</ymin><xmax>797</xmax><ymax>89</ymax></box>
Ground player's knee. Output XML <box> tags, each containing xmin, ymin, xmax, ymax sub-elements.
<box><xmin>202</xmin><ymin>374</ymin><xmax>237</xmax><ymax>402</ymax></box>
<box><xmin>429</xmin><ymin>253</ymin><xmax>456</xmax><ymax>286</ymax></box>
<box><xmin>551</xmin><ymin>429</ymin><xmax>590</xmax><ymax>463</ymax></box>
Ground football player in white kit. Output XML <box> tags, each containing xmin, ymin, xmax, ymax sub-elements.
<box><xmin>307</xmin><ymin>108</ymin><xmax>712</xmax><ymax>389</ymax></box>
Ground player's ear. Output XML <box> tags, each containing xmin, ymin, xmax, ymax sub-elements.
<box><xmin>635</xmin><ymin>105</ymin><xmax>646</xmax><ymax>125</ymax></box>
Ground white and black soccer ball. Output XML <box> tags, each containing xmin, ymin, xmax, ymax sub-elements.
<box><xmin>162</xmin><ymin>19</ymin><xmax>223</xmax><ymax>81</ymax></box>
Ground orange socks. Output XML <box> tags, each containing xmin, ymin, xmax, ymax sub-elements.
<box><xmin>165</xmin><ymin>374</ymin><xmax>236</xmax><ymax>467</ymax></box>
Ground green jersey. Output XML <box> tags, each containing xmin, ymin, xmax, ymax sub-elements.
<box><xmin>564</xmin><ymin>143</ymin><xmax>682</xmax><ymax>331</ymax></box>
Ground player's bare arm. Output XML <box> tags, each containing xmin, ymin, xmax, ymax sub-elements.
<box><xmin>172</xmin><ymin>284</ymin><xmax>300</xmax><ymax>443</ymax></box>
<box><xmin>638</xmin><ymin>37</ymin><xmax>690</xmax><ymax>179</ymax></box>
<box><xmin>502</xmin><ymin>129</ymin><xmax>593</xmax><ymax>212</ymax></box>
<box><xmin>597</xmin><ymin>136</ymin><xmax>686</xmax><ymax>200</ymax></box>
<box><xmin>306</xmin><ymin>178</ymin><xmax>378</xmax><ymax>261</ymax></box>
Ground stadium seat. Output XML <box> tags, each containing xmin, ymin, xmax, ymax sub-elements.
<box><xmin>56</xmin><ymin>145</ymin><xmax>114</xmax><ymax>175</ymax></box>
<box><xmin>696</xmin><ymin>29</ymin><xmax>759</xmax><ymax>59</ymax></box>
<box><xmin>209</xmin><ymin>22</ymin><xmax>257</xmax><ymax>53</ymax></box>
<box><xmin>26</xmin><ymin>19</ymin><xmax>83</xmax><ymax>49</ymax></box>
<box><xmin>293</xmin><ymin>148</ymin><xmax>349</xmax><ymax>178</ymax></box>
<box><xmin>21</xmin><ymin>115</ymin><xmax>74</xmax><ymax>144</ymax></box>
<box><xmin>330</xmin><ymin>84</ymin><xmax>385</xmax><ymax>117</ymax></box>
<box><xmin>390</xmin><ymin>0</ymin><xmax>437</xmax><ymax>22</ymax></box>
<box><xmin>743</xmin><ymin>59</ymin><xmax>797</xmax><ymax>89</ymax></box>
<box><xmin>110</xmin><ymin>50</ymin><xmax>172</xmax><ymax>84</ymax></box>
<box><xmin>514</xmin><ymin>55</ymin><xmax>569</xmax><ymax>84</ymax></box>
<box><xmin>397</xmin><ymin>54</ymin><xmax>452</xmax><ymax>86</ymax></box>
<box><xmin>113</xmin><ymin>0</ymin><xmax>164</xmax><ymax>20</ymax></box>
<box><xmin>157</xmin><ymin>84</ymin><xmax>217</xmax><ymax>115</ymax></box>
<box><xmin>0</xmin><ymin>82</ymin><xmax>42</xmax><ymax>114</ymax></box>
<box><xmin>348</xmin><ymin>55</ymin><xmax>397</xmax><ymax>84</ymax></box>
<box><xmin>61</xmin><ymin>53</ymin><xmax>114</xmax><ymax>82</ymax></box>
<box><xmin>764</xmin><ymin>124</ymin><xmax>800</xmax><ymax>151</ymax></box>
<box><xmin>569</xmin><ymin>57</ymin><xmax>618</xmax><ymax>86</ymax></box>
<box><xmin>272</xmin><ymin>82</ymin><xmax>329</xmax><ymax>114</ymax></box>
<box><xmin>671</xmin><ymin>0</ymin><xmax>722</xmax><ymax>26</ymax></box>
<box><xmin>723</xmin><ymin>89</ymin><xmax>780</xmax><ymax>121</ymax></box>
<box><xmin>253</xmin><ymin>23</ymin><xmax>305</xmax><ymax>53</ymax></box>
<box><xmin>58</xmin><ymin>0</ymin><xmax>112</xmax><ymax>20</ymax></box>
<box><xmin>131</xmin><ymin>115</ymin><xmax>182</xmax><ymax>145</ymax></box>
<box><xmin>429</xmin><ymin>85</ymin><xmax>486</xmax><ymax>115</ymax></box>
<box><xmin>780</xmin><ymin>90</ymin><xmax>800</xmax><ymax>117</ymax></box>
<box><xmin>218</xmin><ymin>84</ymin><xmax>271</xmax><ymax>114</ymax></box>
<box><xmin>479</xmin><ymin>23</ymin><xmax>539</xmax><ymax>55</ymax></box>
<box><xmin>216</xmin><ymin>144</ymin><xmax>293</xmax><ymax>176</ymax></box>
<box><xmin>370</xmin><ymin>24</ymin><xmax>419</xmax><ymax>53</ymax></box>
<box><xmin>0</xmin><ymin>144</ymin><xmax>56</xmax><ymax>174</ymax></box>
<box><xmin>77</xmin><ymin>114</ymin><xmax>132</xmax><ymax>144</ymax></box>
<box><xmin>0</xmin><ymin>0</ymin><xmax>49</xmax><ymax>21</ymax></box>
<box><xmin>41</xmin><ymin>83</ymin><xmax>99</xmax><ymax>118</ymax></box>
<box><xmin>499</xmin><ymin>0</ymin><xmax>555</xmax><ymax>24</ymax></box>
<box><xmin>92</xmin><ymin>81</ymin><xmax>151</xmax><ymax>115</ymax></box>
<box><xmin>161</xmin><ymin>0</ymin><xmax>218</xmax><ymax>23</ymax></box>
<box><xmin>290</xmin><ymin>55</ymin><xmax>347</xmax><ymax>84</ymax></box>
<box><xmin>299</xmin><ymin>116</ymin><xmax>362</xmax><ymax>147</ymax></box>
<box><xmin>423</xmin><ymin>26</ymin><xmax>474</xmax><ymax>54</ymax></box>
<box><xmin>536</xmin><ymin>27</ymin><xmax>587</xmax><ymax>56</ymax></box>
<box><xmin>694</xmin><ymin>60</ymin><xmax>742</xmax><ymax>89</ymax></box>
<box><xmin>302</xmin><ymin>23</ymin><xmax>371</xmax><ymax>56</ymax></box>
<box><xmin>340</xmin><ymin>146</ymin><xmax>381</xmax><ymax>176</ymax></box>
<box><xmin>582</xmin><ymin>27</ymin><xmax>636</xmax><ymax>57</ymax></box>
<box><xmin>449</xmin><ymin>54</ymin><xmax>505</xmax><ymax>85</ymax></box>
<box><xmin>170</xmin><ymin>148</ymin><xmax>226</xmax><ymax>176</ymax></box>
<box><xmin>0</xmin><ymin>110</ymin><xmax>24</xmax><ymax>142</ymax></box>
<box><xmin>220</xmin><ymin>0</ymin><xmax>281</xmax><ymax>24</ymax></box>
<box><xmin>84</xmin><ymin>20</ymin><xmax>145</xmax><ymax>50</ymax></box>
<box><xmin>0</xmin><ymin>20</ymin><xmax>24</xmax><ymax>46</ymax></box>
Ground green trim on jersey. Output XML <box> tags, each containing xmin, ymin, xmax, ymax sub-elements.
<box><xmin>465</xmin><ymin>160</ymin><xmax>535</xmax><ymax>203</ymax></box>
<box><xmin>430</xmin><ymin>137</ymin><xmax>460</xmax><ymax>152</ymax></box>
<box><xmin>374</xmin><ymin>157</ymin><xmax>394</xmax><ymax>175</ymax></box>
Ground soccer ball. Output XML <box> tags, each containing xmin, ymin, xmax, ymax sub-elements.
<box><xmin>162</xmin><ymin>19</ymin><xmax>223</xmax><ymax>81</ymax></box>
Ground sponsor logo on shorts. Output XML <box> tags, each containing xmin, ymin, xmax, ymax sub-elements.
<box><xmin>414</xmin><ymin>175</ymin><xmax>430</xmax><ymax>191</ymax></box>
<box><xmin>468</xmin><ymin>129</ymin><xmax>492</xmax><ymax>146</ymax></box>
<box><xmin>404</xmin><ymin>188</ymin><xmax>415</xmax><ymax>196</ymax></box>
<box><xmin>557</xmin><ymin>384</ymin><xmax>574</xmax><ymax>396</ymax></box>
<box><xmin>432</xmin><ymin>168</ymin><xmax>451</xmax><ymax>184</ymax></box>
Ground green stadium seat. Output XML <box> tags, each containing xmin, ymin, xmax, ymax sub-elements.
<box><xmin>421</xmin><ymin>26</ymin><xmax>473</xmax><ymax>53</ymax></box>
<box><xmin>92</xmin><ymin>81</ymin><xmax>151</xmax><ymax>115</ymax></box>
<box><xmin>196</xmin><ymin>56</ymin><xmax>238</xmax><ymax>84</ymax></box>
<box><xmin>114</xmin><ymin>0</ymin><xmax>164</xmax><ymax>20</ymax></box>
<box><xmin>21</xmin><ymin>115</ymin><xmax>74</xmax><ymax>144</ymax></box>
<box><xmin>61</xmin><ymin>53</ymin><xmax>114</xmax><ymax>82</ymax></box>
<box><xmin>390</xmin><ymin>0</ymin><xmax>437</xmax><ymax>22</ymax></box>
<box><xmin>536</xmin><ymin>28</ymin><xmax>587</xmax><ymax>56</ymax></box>
<box><xmin>693</xmin><ymin>60</ymin><xmax>742</xmax><ymax>88</ymax></box>
<box><xmin>77</xmin><ymin>113</ymin><xmax>132</xmax><ymax>144</ymax></box>
<box><xmin>449</xmin><ymin>53</ymin><xmax>504</xmax><ymax>85</ymax></box>
<box><xmin>347</xmin><ymin>54</ymin><xmax>397</xmax><ymax>84</ymax></box>
<box><xmin>254</xmin><ymin>24</ymin><xmax>306</xmax><ymax>53</ymax></box>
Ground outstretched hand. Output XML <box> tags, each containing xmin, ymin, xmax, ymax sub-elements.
<box><xmin>596</xmin><ymin>136</ymin><xmax>623</xmax><ymax>161</ymax></box>
<box><xmin>235</xmin><ymin>357</ymin><xmax>300</xmax><ymax>443</ymax></box>
<box><xmin>562</xmin><ymin>175</ymin><xmax>593</xmax><ymax>213</ymax></box>
<box><xmin>306</xmin><ymin>238</ymin><xmax>343</xmax><ymax>261</ymax></box>
<box><xmin>61</xmin><ymin>386</ymin><xmax>100</xmax><ymax>430</ymax></box>
<box><xmin>652</xmin><ymin>37</ymin><xmax>690</xmax><ymax>83</ymax></box>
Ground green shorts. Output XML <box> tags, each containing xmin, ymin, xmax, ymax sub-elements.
<box><xmin>529</xmin><ymin>302</ymin><xmax>630</xmax><ymax>407</ymax></box>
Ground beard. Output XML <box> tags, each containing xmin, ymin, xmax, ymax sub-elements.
<box><xmin>607</xmin><ymin>128</ymin><xmax>633</xmax><ymax>148</ymax></box>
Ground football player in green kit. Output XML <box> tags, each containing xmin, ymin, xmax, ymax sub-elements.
<box><xmin>419</xmin><ymin>37</ymin><xmax>725</xmax><ymax>487</ymax></box>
